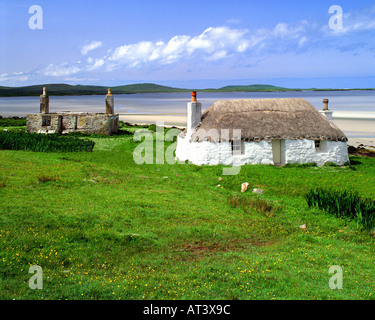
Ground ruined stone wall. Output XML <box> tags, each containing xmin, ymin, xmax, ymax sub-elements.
<box><xmin>26</xmin><ymin>112</ymin><xmax>119</xmax><ymax>135</ymax></box>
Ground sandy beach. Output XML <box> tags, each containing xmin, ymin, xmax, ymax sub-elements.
<box><xmin>120</xmin><ymin>113</ymin><xmax>187</xmax><ymax>127</ymax></box>
<box><xmin>346</xmin><ymin>137</ymin><xmax>375</xmax><ymax>150</ymax></box>
<box><xmin>119</xmin><ymin>112</ymin><xmax>375</xmax><ymax>150</ymax></box>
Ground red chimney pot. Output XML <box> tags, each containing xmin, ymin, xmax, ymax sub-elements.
<box><xmin>191</xmin><ymin>91</ymin><xmax>197</xmax><ymax>102</ymax></box>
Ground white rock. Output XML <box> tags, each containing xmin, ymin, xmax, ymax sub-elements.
<box><xmin>241</xmin><ymin>182</ymin><xmax>249</xmax><ymax>192</ymax></box>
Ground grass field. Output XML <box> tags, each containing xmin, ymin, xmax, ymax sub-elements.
<box><xmin>1</xmin><ymin>124</ymin><xmax>375</xmax><ymax>300</ymax></box>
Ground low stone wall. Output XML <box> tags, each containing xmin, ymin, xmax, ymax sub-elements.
<box><xmin>26</xmin><ymin>112</ymin><xmax>119</xmax><ymax>135</ymax></box>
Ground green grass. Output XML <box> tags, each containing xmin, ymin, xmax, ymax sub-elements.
<box><xmin>305</xmin><ymin>188</ymin><xmax>375</xmax><ymax>230</ymax></box>
<box><xmin>1</xmin><ymin>124</ymin><xmax>375</xmax><ymax>300</ymax></box>
<box><xmin>0</xmin><ymin>117</ymin><xmax>26</xmax><ymax>127</ymax></box>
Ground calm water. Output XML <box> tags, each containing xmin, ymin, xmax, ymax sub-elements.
<box><xmin>0</xmin><ymin>90</ymin><xmax>375</xmax><ymax>117</ymax></box>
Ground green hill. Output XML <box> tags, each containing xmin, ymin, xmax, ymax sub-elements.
<box><xmin>0</xmin><ymin>83</ymin><xmax>108</xmax><ymax>97</ymax></box>
<box><xmin>213</xmin><ymin>84</ymin><xmax>300</xmax><ymax>92</ymax></box>
<box><xmin>112</xmin><ymin>83</ymin><xmax>188</xmax><ymax>93</ymax></box>
<box><xmin>0</xmin><ymin>83</ymin><xmax>186</xmax><ymax>97</ymax></box>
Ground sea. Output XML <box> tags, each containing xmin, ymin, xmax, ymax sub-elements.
<box><xmin>0</xmin><ymin>90</ymin><xmax>374</xmax><ymax>137</ymax></box>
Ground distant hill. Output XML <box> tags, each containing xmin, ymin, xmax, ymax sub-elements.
<box><xmin>0</xmin><ymin>84</ymin><xmax>107</xmax><ymax>97</ymax></box>
<box><xmin>112</xmin><ymin>83</ymin><xmax>188</xmax><ymax>93</ymax></box>
<box><xmin>208</xmin><ymin>84</ymin><xmax>300</xmax><ymax>92</ymax></box>
<box><xmin>1</xmin><ymin>82</ymin><xmax>371</xmax><ymax>97</ymax></box>
<box><xmin>0</xmin><ymin>83</ymin><xmax>188</xmax><ymax>97</ymax></box>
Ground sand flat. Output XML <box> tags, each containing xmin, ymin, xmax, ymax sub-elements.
<box><xmin>120</xmin><ymin>114</ymin><xmax>186</xmax><ymax>126</ymax></box>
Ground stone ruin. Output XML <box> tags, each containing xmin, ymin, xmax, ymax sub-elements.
<box><xmin>26</xmin><ymin>88</ymin><xmax>119</xmax><ymax>135</ymax></box>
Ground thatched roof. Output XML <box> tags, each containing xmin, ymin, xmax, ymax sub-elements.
<box><xmin>182</xmin><ymin>98</ymin><xmax>347</xmax><ymax>142</ymax></box>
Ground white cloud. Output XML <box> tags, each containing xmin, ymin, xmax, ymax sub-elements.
<box><xmin>105</xmin><ymin>26</ymin><xmax>250</xmax><ymax>70</ymax></box>
<box><xmin>206</xmin><ymin>50</ymin><xmax>228</xmax><ymax>61</ymax></box>
<box><xmin>298</xmin><ymin>36</ymin><xmax>307</xmax><ymax>47</ymax></box>
<box><xmin>42</xmin><ymin>63</ymin><xmax>81</xmax><ymax>77</ymax></box>
<box><xmin>272</xmin><ymin>22</ymin><xmax>305</xmax><ymax>38</ymax></box>
<box><xmin>255</xmin><ymin>22</ymin><xmax>305</xmax><ymax>40</ymax></box>
<box><xmin>338</xmin><ymin>15</ymin><xmax>375</xmax><ymax>34</ymax></box>
<box><xmin>239</xmin><ymin>21</ymin><xmax>308</xmax><ymax>55</ymax></box>
<box><xmin>81</xmin><ymin>41</ymin><xmax>103</xmax><ymax>56</ymax></box>
<box><xmin>0</xmin><ymin>72</ymin><xmax>29</xmax><ymax>83</ymax></box>
<box><xmin>87</xmin><ymin>58</ymin><xmax>105</xmax><ymax>71</ymax></box>
<box><xmin>110</xmin><ymin>41</ymin><xmax>158</xmax><ymax>64</ymax></box>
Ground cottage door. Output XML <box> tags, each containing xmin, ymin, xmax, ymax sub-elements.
<box><xmin>272</xmin><ymin>139</ymin><xmax>282</xmax><ymax>165</ymax></box>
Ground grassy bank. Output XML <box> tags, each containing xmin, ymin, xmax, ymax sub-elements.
<box><xmin>0</xmin><ymin>124</ymin><xmax>375</xmax><ymax>300</ymax></box>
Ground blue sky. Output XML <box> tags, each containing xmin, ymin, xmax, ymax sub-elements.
<box><xmin>0</xmin><ymin>0</ymin><xmax>374</xmax><ymax>88</ymax></box>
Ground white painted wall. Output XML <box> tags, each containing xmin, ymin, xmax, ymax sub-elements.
<box><xmin>284</xmin><ymin>139</ymin><xmax>349</xmax><ymax>166</ymax></box>
<box><xmin>176</xmin><ymin>136</ymin><xmax>274</xmax><ymax>166</ymax></box>
<box><xmin>175</xmin><ymin>136</ymin><xmax>349</xmax><ymax>166</ymax></box>
<box><xmin>319</xmin><ymin>110</ymin><xmax>333</xmax><ymax>121</ymax></box>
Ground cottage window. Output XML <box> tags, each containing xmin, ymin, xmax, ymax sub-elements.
<box><xmin>42</xmin><ymin>116</ymin><xmax>51</xmax><ymax>127</ymax></box>
<box><xmin>231</xmin><ymin>139</ymin><xmax>243</xmax><ymax>155</ymax></box>
<box><xmin>314</xmin><ymin>140</ymin><xmax>321</xmax><ymax>149</ymax></box>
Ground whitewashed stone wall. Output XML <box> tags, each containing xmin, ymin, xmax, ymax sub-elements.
<box><xmin>176</xmin><ymin>136</ymin><xmax>274</xmax><ymax>166</ymax></box>
<box><xmin>175</xmin><ymin>136</ymin><xmax>349</xmax><ymax>166</ymax></box>
<box><xmin>284</xmin><ymin>139</ymin><xmax>348</xmax><ymax>166</ymax></box>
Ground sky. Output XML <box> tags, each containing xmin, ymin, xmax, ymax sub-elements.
<box><xmin>0</xmin><ymin>0</ymin><xmax>374</xmax><ymax>89</ymax></box>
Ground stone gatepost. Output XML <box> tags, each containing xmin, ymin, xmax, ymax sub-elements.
<box><xmin>105</xmin><ymin>88</ymin><xmax>114</xmax><ymax>115</ymax></box>
<box><xmin>40</xmin><ymin>87</ymin><xmax>49</xmax><ymax>114</ymax></box>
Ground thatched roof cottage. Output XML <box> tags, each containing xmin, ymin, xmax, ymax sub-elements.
<box><xmin>175</xmin><ymin>93</ymin><xmax>349</xmax><ymax>166</ymax></box>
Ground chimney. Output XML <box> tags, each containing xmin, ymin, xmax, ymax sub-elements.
<box><xmin>191</xmin><ymin>91</ymin><xmax>197</xmax><ymax>102</ymax></box>
<box><xmin>40</xmin><ymin>87</ymin><xmax>49</xmax><ymax>114</ymax></box>
<box><xmin>320</xmin><ymin>98</ymin><xmax>333</xmax><ymax>121</ymax></box>
<box><xmin>186</xmin><ymin>91</ymin><xmax>201</xmax><ymax>137</ymax></box>
<box><xmin>105</xmin><ymin>88</ymin><xmax>114</xmax><ymax>114</ymax></box>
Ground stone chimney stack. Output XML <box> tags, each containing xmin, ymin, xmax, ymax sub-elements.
<box><xmin>105</xmin><ymin>88</ymin><xmax>114</xmax><ymax>115</ymax></box>
<box><xmin>187</xmin><ymin>91</ymin><xmax>201</xmax><ymax>138</ymax></box>
<box><xmin>40</xmin><ymin>87</ymin><xmax>49</xmax><ymax>114</ymax></box>
<box><xmin>320</xmin><ymin>98</ymin><xmax>333</xmax><ymax>121</ymax></box>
